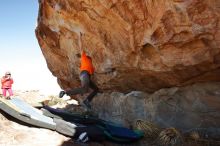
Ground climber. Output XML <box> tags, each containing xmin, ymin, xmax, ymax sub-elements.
<box><xmin>59</xmin><ymin>50</ymin><xmax>99</xmax><ymax>109</ymax></box>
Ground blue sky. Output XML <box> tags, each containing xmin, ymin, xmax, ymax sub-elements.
<box><xmin>0</xmin><ymin>1</ymin><xmax>60</xmax><ymax>95</ymax></box>
<box><xmin>0</xmin><ymin>1</ymin><xmax>39</xmax><ymax>60</ymax></box>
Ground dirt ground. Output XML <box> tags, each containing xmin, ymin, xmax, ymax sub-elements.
<box><xmin>0</xmin><ymin>90</ymin><xmax>108</xmax><ymax>146</ymax></box>
<box><xmin>0</xmin><ymin>90</ymin><xmax>70</xmax><ymax>146</ymax></box>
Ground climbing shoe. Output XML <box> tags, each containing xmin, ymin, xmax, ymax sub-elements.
<box><xmin>82</xmin><ymin>99</ymin><xmax>92</xmax><ymax>110</ymax></box>
<box><xmin>59</xmin><ymin>91</ymin><xmax>66</xmax><ymax>98</ymax></box>
<box><xmin>6</xmin><ymin>96</ymin><xmax>11</xmax><ymax>100</ymax></box>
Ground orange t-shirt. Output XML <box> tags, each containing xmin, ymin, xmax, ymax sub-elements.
<box><xmin>80</xmin><ymin>51</ymin><xmax>94</xmax><ymax>75</ymax></box>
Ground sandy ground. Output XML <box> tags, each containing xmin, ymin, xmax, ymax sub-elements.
<box><xmin>0</xmin><ymin>90</ymin><xmax>106</xmax><ymax>146</ymax></box>
<box><xmin>0</xmin><ymin>90</ymin><xmax>72</xmax><ymax>146</ymax></box>
<box><xmin>0</xmin><ymin>113</ymin><xmax>71</xmax><ymax>146</ymax></box>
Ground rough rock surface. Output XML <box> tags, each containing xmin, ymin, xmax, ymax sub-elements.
<box><xmin>91</xmin><ymin>82</ymin><xmax>220</xmax><ymax>139</ymax></box>
<box><xmin>36</xmin><ymin>0</ymin><xmax>220</xmax><ymax>92</ymax></box>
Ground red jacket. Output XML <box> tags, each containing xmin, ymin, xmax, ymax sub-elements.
<box><xmin>1</xmin><ymin>76</ymin><xmax>13</xmax><ymax>88</ymax></box>
<box><xmin>80</xmin><ymin>51</ymin><xmax>94</xmax><ymax>75</ymax></box>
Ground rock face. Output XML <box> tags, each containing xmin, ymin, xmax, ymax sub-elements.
<box><xmin>35</xmin><ymin>1</ymin><xmax>220</xmax><ymax>143</ymax></box>
<box><xmin>36</xmin><ymin>0</ymin><xmax>220</xmax><ymax>92</ymax></box>
<box><xmin>0</xmin><ymin>113</ymin><xmax>69</xmax><ymax>146</ymax></box>
<box><xmin>92</xmin><ymin>82</ymin><xmax>220</xmax><ymax>139</ymax></box>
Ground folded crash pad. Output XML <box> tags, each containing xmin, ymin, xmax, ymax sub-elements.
<box><xmin>0</xmin><ymin>97</ymin><xmax>56</xmax><ymax>130</ymax></box>
<box><xmin>42</xmin><ymin>106</ymin><xmax>143</xmax><ymax>142</ymax></box>
<box><xmin>43</xmin><ymin>105</ymin><xmax>104</xmax><ymax>125</ymax></box>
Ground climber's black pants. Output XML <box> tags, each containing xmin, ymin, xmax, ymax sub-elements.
<box><xmin>66</xmin><ymin>71</ymin><xmax>98</xmax><ymax>102</ymax></box>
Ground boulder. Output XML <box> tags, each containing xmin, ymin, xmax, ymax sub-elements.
<box><xmin>35</xmin><ymin>0</ymin><xmax>220</xmax><ymax>92</ymax></box>
<box><xmin>92</xmin><ymin>82</ymin><xmax>220</xmax><ymax>139</ymax></box>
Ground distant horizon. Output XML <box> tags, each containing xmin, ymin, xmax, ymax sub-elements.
<box><xmin>0</xmin><ymin>1</ymin><xmax>61</xmax><ymax>95</ymax></box>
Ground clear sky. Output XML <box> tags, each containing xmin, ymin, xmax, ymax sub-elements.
<box><xmin>0</xmin><ymin>1</ymin><xmax>61</xmax><ymax>95</ymax></box>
